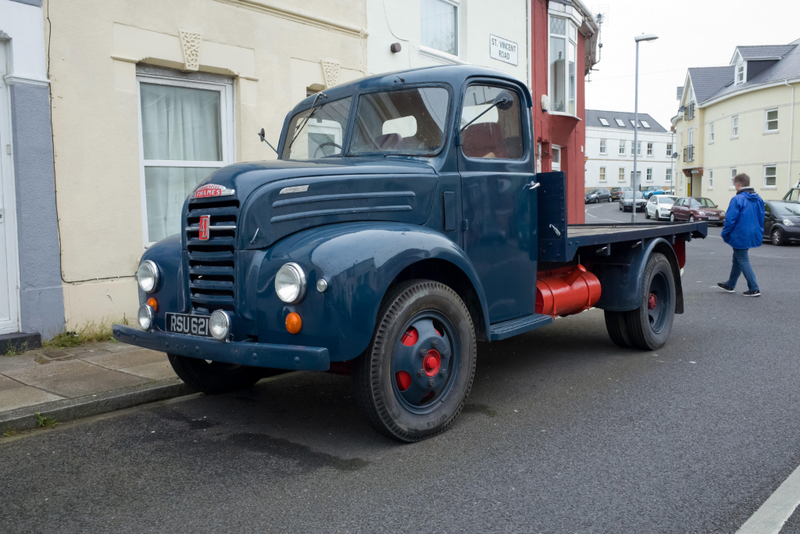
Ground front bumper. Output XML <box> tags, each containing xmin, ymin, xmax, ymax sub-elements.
<box><xmin>113</xmin><ymin>324</ymin><xmax>330</xmax><ymax>371</ymax></box>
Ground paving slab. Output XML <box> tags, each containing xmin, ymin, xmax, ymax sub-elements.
<box><xmin>119</xmin><ymin>360</ymin><xmax>177</xmax><ymax>381</ymax></box>
<box><xmin>0</xmin><ymin>353</ymin><xmax>39</xmax><ymax>374</ymax></box>
<box><xmin>0</xmin><ymin>386</ymin><xmax>63</xmax><ymax>412</ymax></box>
<box><xmin>79</xmin><ymin>348</ymin><xmax>167</xmax><ymax>370</ymax></box>
<box><xmin>2</xmin><ymin>359</ymin><xmax>148</xmax><ymax>398</ymax></box>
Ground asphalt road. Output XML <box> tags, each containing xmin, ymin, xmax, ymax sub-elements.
<box><xmin>2</xmin><ymin>202</ymin><xmax>800</xmax><ymax>534</ymax></box>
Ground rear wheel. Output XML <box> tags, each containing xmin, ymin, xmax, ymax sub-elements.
<box><xmin>353</xmin><ymin>280</ymin><xmax>476</xmax><ymax>442</ymax></box>
<box><xmin>689</xmin><ymin>215</ymin><xmax>695</xmax><ymax>222</ymax></box>
<box><xmin>771</xmin><ymin>227</ymin><xmax>784</xmax><ymax>246</ymax></box>
<box><xmin>167</xmin><ymin>354</ymin><xmax>268</xmax><ymax>394</ymax></box>
<box><xmin>625</xmin><ymin>253</ymin><xmax>676</xmax><ymax>351</ymax></box>
<box><xmin>604</xmin><ymin>311</ymin><xmax>632</xmax><ymax>348</ymax></box>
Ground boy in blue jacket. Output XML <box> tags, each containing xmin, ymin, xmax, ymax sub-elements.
<box><xmin>718</xmin><ymin>173</ymin><xmax>765</xmax><ymax>296</ymax></box>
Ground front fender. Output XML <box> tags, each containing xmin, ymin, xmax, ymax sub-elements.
<box><xmin>138</xmin><ymin>235</ymin><xmax>187</xmax><ymax>330</ymax></box>
<box><xmin>255</xmin><ymin>222</ymin><xmax>489</xmax><ymax>362</ymax></box>
<box><xmin>587</xmin><ymin>237</ymin><xmax>684</xmax><ymax>313</ymax></box>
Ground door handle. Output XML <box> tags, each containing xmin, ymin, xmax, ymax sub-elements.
<box><xmin>524</xmin><ymin>181</ymin><xmax>540</xmax><ymax>191</ymax></box>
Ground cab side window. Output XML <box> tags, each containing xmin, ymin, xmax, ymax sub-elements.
<box><xmin>460</xmin><ymin>85</ymin><xmax>524</xmax><ymax>159</ymax></box>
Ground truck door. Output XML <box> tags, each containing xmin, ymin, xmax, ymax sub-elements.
<box><xmin>457</xmin><ymin>83</ymin><xmax>536</xmax><ymax>324</ymax></box>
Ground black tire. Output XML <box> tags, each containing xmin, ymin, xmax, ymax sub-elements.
<box><xmin>771</xmin><ymin>227</ymin><xmax>784</xmax><ymax>246</ymax></box>
<box><xmin>670</xmin><ymin>213</ymin><xmax>675</xmax><ymax>223</ymax></box>
<box><xmin>645</xmin><ymin>210</ymin><xmax>651</xmax><ymax>219</ymax></box>
<box><xmin>625</xmin><ymin>253</ymin><xmax>676</xmax><ymax>351</ymax></box>
<box><xmin>167</xmin><ymin>354</ymin><xmax>266</xmax><ymax>394</ymax></box>
<box><xmin>689</xmin><ymin>215</ymin><xmax>695</xmax><ymax>222</ymax></box>
<box><xmin>604</xmin><ymin>310</ymin><xmax>632</xmax><ymax>348</ymax></box>
<box><xmin>353</xmin><ymin>280</ymin><xmax>477</xmax><ymax>442</ymax></box>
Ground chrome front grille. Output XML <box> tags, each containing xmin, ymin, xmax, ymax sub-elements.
<box><xmin>185</xmin><ymin>198</ymin><xmax>239</xmax><ymax>313</ymax></box>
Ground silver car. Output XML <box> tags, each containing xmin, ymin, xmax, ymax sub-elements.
<box><xmin>619</xmin><ymin>191</ymin><xmax>647</xmax><ymax>212</ymax></box>
<box><xmin>646</xmin><ymin>195</ymin><xmax>677</xmax><ymax>221</ymax></box>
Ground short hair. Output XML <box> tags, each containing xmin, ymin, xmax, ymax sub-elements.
<box><xmin>733</xmin><ymin>173</ymin><xmax>750</xmax><ymax>187</ymax></box>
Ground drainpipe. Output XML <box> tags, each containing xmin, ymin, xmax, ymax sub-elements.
<box><xmin>785</xmin><ymin>79</ymin><xmax>795</xmax><ymax>191</ymax></box>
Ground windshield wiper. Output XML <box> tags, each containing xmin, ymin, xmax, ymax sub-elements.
<box><xmin>285</xmin><ymin>92</ymin><xmax>327</xmax><ymax>154</ymax></box>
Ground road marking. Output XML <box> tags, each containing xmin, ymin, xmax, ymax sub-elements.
<box><xmin>736</xmin><ymin>463</ymin><xmax>800</xmax><ymax>534</ymax></box>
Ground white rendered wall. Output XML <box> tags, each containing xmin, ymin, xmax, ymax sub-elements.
<box><xmin>585</xmin><ymin>126</ymin><xmax>674</xmax><ymax>191</ymax></box>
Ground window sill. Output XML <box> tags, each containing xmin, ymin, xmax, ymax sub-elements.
<box><xmin>762</xmin><ymin>186</ymin><xmax>777</xmax><ymax>190</ymax></box>
<box><xmin>764</xmin><ymin>130</ymin><xmax>779</xmax><ymax>135</ymax></box>
<box><xmin>731</xmin><ymin>136</ymin><xmax>739</xmax><ymax>140</ymax></box>
<box><xmin>547</xmin><ymin>111</ymin><xmax>582</xmax><ymax>121</ymax></box>
<box><xmin>419</xmin><ymin>46</ymin><xmax>465</xmax><ymax>65</ymax></box>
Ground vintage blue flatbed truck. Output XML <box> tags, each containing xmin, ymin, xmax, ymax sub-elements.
<box><xmin>114</xmin><ymin>65</ymin><xmax>706</xmax><ymax>442</ymax></box>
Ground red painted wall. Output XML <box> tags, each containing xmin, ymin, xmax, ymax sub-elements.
<box><xmin>530</xmin><ymin>0</ymin><xmax>586</xmax><ymax>224</ymax></box>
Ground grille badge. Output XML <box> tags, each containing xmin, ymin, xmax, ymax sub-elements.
<box><xmin>195</xmin><ymin>184</ymin><xmax>235</xmax><ymax>198</ymax></box>
<box><xmin>198</xmin><ymin>215</ymin><xmax>210</xmax><ymax>241</ymax></box>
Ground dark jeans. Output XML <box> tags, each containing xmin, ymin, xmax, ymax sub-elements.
<box><xmin>725</xmin><ymin>248</ymin><xmax>759</xmax><ymax>291</ymax></box>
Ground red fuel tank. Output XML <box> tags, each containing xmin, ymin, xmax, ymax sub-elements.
<box><xmin>535</xmin><ymin>265</ymin><xmax>602</xmax><ymax>317</ymax></box>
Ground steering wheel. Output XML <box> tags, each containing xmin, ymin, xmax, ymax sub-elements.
<box><xmin>313</xmin><ymin>141</ymin><xmax>342</xmax><ymax>158</ymax></box>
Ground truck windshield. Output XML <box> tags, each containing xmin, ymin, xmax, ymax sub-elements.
<box><xmin>348</xmin><ymin>87</ymin><xmax>450</xmax><ymax>157</ymax></box>
<box><xmin>282</xmin><ymin>97</ymin><xmax>352</xmax><ymax>160</ymax></box>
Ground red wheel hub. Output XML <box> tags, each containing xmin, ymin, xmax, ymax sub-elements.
<box><xmin>423</xmin><ymin>349</ymin><xmax>441</xmax><ymax>376</ymax></box>
<box><xmin>648</xmin><ymin>293</ymin><xmax>657</xmax><ymax>310</ymax></box>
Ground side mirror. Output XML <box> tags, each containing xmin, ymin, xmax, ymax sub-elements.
<box><xmin>493</xmin><ymin>91</ymin><xmax>514</xmax><ymax>111</ymax></box>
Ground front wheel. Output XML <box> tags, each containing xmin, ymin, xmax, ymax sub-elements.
<box><xmin>353</xmin><ymin>280</ymin><xmax>477</xmax><ymax>442</ymax></box>
<box><xmin>772</xmin><ymin>227</ymin><xmax>784</xmax><ymax>246</ymax></box>
<box><xmin>645</xmin><ymin>210</ymin><xmax>651</xmax><ymax>219</ymax></box>
<box><xmin>625</xmin><ymin>253</ymin><xmax>676</xmax><ymax>351</ymax></box>
<box><xmin>689</xmin><ymin>215</ymin><xmax>695</xmax><ymax>222</ymax></box>
<box><xmin>670</xmin><ymin>213</ymin><xmax>675</xmax><ymax>223</ymax></box>
<box><xmin>167</xmin><ymin>354</ymin><xmax>268</xmax><ymax>394</ymax></box>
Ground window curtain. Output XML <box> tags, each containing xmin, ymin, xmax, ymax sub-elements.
<box><xmin>140</xmin><ymin>83</ymin><xmax>222</xmax><ymax>242</ymax></box>
<box><xmin>421</xmin><ymin>0</ymin><xmax>457</xmax><ymax>55</ymax></box>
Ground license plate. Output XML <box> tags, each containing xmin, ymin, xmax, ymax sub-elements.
<box><xmin>166</xmin><ymin>313</ymin><xmax>211</xmax><ymax>337</ymax></box>
<box><xmin>708</xmin><ymin>217</ymin><xmax>719</xmax><ymax>221</ymax></box>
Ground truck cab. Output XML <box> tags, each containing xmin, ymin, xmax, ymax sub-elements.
<box><xmin>114</xmin><ymin>65</ymin><xmax>706</xmax><ymax>442</ymax></box>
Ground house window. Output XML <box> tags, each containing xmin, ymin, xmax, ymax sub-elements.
<box><xmin>666</xmin><ymin>143</ymin><xmax>672</xmax><ymax>157</ymax></box>
<box><xmin>630</xmin><ymin>119</ymin><xmax>641</xmax><ymax>128</ymax></box>
<box><xmin>708</xmin><ymin>169</ymin><xmax>713</xmax><ymax>190</ymax></box>
<box><xmin>732</xmin><ymin>115</ymin><xmax>739</xmax><ymax>138</ymax></box>
<box><xmin>615</xmin><ymin>118</ymin><xmax>625</xmax><ymax>127</ymax></box>
<box><xmin>730</xmin><ymin>167</ymin><xmax>737</xmax><ymax>189</ymax></box>
<box><xmin>666</xmin><ymin>168</ymin><xmax>672</xmax><ymax>182</ymax></box>
<box><xmin>599</xmin><ymin>118</ymin><xmax>609</xmax><ymax>126</ymax></box>
<box><xmin>646</xmin><ymin>168</ymin><xmax>653</xmax><ymax>181</ymax></box>
<box><xmin>549</xmin><ymin>15</ymin><xmax>577</xmax><ymax>115</ymax></box>
<box><xmin>618</xmin><ymin>167</ymin><xmax>625</xmax><ymax>182</ymax></box>
<box><xmin>710</xmin><ymin>122</ymin><xmax>715</xmax><ymax>143</ymax></box>
<box><xmin>641</xmin><ymin>120</ymin><xmax>651</xmax><ymax>129</ymax></box>
<box><xmin>764</xmin><ymin>165</ymin><xmax>777</xmax><ymax>187</ymax></box>
<box><xmin>765</xmin><ymin>109</ymin><xmax>778</xmax><ymax>132</ymax></box>
<box><xmin>599</xmin><ymin>167</ymin><xmax>606</xmax><ymax>182</ymax></box>
<box><xmin>599</xmin><ymin>139</ymin><xmax>607</xmax><ymax>154</ymax></box>
<box><xmin>619</xmin><ymin>140</ymin><xmax>626</xmax><ymax>155</ymax></box>
<box><xmin>421</xmin><ymin>0</ymin><xmax>459</xmax><ymax>56</ymax></box>
<box><xmin>636</xmin><ymin>142</ymin><xmax>641</xmax><ymax>156</ymax></box>
<box><xmin>736</xmin><ymin>63</ymin><xmax>745</xmax><ymax>85</ymax></box>
<box><xmin>647</xmin><ymin>142</ymin><xmax>653</xmax><ymax>156</ymax></box>
<box><xmin>137</xmin><ymin>71</ymin><xmax>234</xmax><ymax>244</ymax></box>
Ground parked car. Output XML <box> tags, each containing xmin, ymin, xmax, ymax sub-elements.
<box><xmin>610</xmin><ymin>187</ymin><xmax>625</xmax><ymax>201</ymax></box>
<box><xmin>585</xmin><ymin>188</ymin><xmax>611</xmax><ymax>203</ymax></box>
<box><xmin>641</xmin><ymin>186</ymin><xmax>664</xmax><ymax>199</ymax></box>
<box><xmin>783</xmin><ymin>185</ymin><xmax>800</xmax><ymax>203</ymax></box>
<box><xmin>763</xmin><ymin>200</ymin><xmax>800</xmax><ymax>245</ymax></box>
<box><xmin>619</xmin><ymin>190</ymin><xmax>646</xmax><ymax>212</ymax></box>
<box><xmin>645</xmin><ymin>195</ymin><xmax>677</xmax><ymax>221</ymax></box>
<box><xmin>670</xmin><ymin>197</ymin><xmax>725</xmax><ymax>225</ymax></box>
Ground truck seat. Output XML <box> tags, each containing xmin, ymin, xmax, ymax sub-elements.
<box><xmin>374</xmin><ymin>133</ymin><xmax>402</xmax><ymax>150</ymax></box>
<box><xmin>462</xmin><ymin>123</ymin><xmax>509</xmax><ymax>159</ymax></box>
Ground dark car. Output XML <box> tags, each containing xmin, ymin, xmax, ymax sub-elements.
<box><xmin>670</xmin><ymin>197</ymin><xmax>726</xmax><ymax>225</ymax></box>
<box><xmin>764</xmin><ymin>201</ymin><xmax>800</xmax><ymax>245</ymax></box>
<box><xmin>585</xmin><ymin>188</ymin><xmax>611</xmax><ymax>203</ymax></box>
<box><xmin>610</xmin><ymin>187</ymin><xmax>626</xmax><ymax>201</ymax></box>
<box><xmin>619</xmin><ymin>190</ymin><xmax>646</xmax><ymax>212</ymax></box>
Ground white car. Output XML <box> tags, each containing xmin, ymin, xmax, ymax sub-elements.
<box><xmin>645</xmin><ymin>195</ymin><xmax>677</xmax><ymax>221</ymax></box>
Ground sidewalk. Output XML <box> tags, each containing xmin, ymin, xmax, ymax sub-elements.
<box><xmin>0</xmin><ymin>341</ymin><xmax>193</xmax><ymax>434</ymax></box>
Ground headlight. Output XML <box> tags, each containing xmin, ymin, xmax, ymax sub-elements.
<box><xmin>137</xmin><ymin>304</ymin><xmax>154</xmax><ymax>331</ymax></box>
<box><xmin>784</xmin><ymin>218</ymin><xmax>795</xmax><ymax>226</ymax></box>
<box><xmin>137</xmin><ymin>260</ymin><xmax>159</xmax><ymax>293</ymax></box>
<box><xmin>275</xmin><ymin>262</ymin><xmax>307</xmax><ymax>304</ymax></box>
<box><xmin>209</xmin><ymin>310</ymin><xmax>231</xmax><ymax>341</ymax></box>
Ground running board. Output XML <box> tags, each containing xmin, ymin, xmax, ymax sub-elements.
<box><xmin>488</xmin><ymin>313</ymin><xmax>553</xmax><ymax>341</ymax></box>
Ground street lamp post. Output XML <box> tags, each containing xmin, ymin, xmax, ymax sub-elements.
<box><xmin>632</xmin><ymin>33</ymin><xmax>658</xmax><ymax>224</ymax></box>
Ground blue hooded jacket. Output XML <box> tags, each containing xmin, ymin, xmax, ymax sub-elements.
<box><xmin>721</xmin><ymin>188</ymin><xmax>765</xmax><ymax>249</ymax></box>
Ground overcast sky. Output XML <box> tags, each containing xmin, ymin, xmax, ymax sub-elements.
<box><xmin>584</xmin><ymin>0</ymin><xmax>800</xmax><ymax>130</ymax></box>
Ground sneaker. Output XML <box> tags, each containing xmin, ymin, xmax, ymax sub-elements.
<box><xmin>743</xmin><ymin>290</ymin><xmax>761</xmax><ymax>297</ymax></box>
<box><xmin>717</xmin><ymin>283</ymin><xmax>734</xmax><ymax>293</ymax></box>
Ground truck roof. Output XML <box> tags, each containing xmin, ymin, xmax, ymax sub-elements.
<box><xmin>288</xmin><ymin>64</ymin><xmax>533</xmax><ymax>118</ymax></box>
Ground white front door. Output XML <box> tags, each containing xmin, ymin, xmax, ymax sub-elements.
<box><xmin>0</xmin><ymin>42</ymin><xmax>21</xmax><ymax>334</ymax></box>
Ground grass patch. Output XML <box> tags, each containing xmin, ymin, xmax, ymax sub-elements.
<box><xmin>42</xmin><ymin>316</ymin><xmax>129</xmax><ymax>350</ymax></box>
<box><xmin>35</xmin><ymin>412</ymin><xmax>58</xmax><ymax>429</ymax></box>
<box><xmin>2</xmin><ymin>429</ymin><xmax>17</xmax><ymax>437</ymax></box>
<box><xmin>4</xmin><ymin>342</ymin><xmax>28</xmax><ymax>357</ymax></box>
